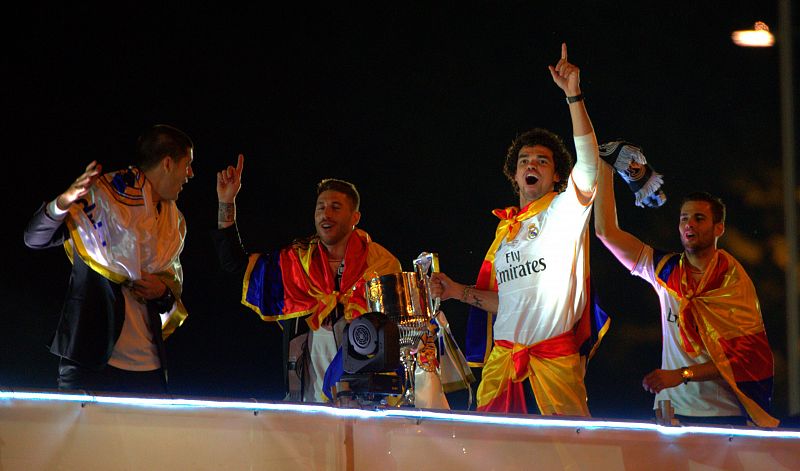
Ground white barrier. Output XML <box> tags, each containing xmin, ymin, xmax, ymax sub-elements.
<box><xmin>1</xmin><ymin>390</ymin><xmax>798</xmax><ymax>470</ymax></box>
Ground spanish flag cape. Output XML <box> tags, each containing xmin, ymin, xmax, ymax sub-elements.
<box><xmin>63</xmin><ymin>167</ymin><xmax>188</xmax><ymax>339</ymax></box>
<box><xmin>655</xmin><ymin>250</ymin><xmax>777</xmax><ymax>427</ymax></box>
<box><xmin>465</xmin><ymin>192</ymin><xmax>609</xmax><ymax>367</ymax></box>
<box><xmin>241</xmin><ymin>229</ymin><xmax>400</xmax><ymax>329</ymax></box>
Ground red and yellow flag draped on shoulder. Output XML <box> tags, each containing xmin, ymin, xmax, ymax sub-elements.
<box><xmin>241</xmin><ymin>228</ymin><xmax>401</xmax><ymax>329</ymax></box>
<box><xmin>465</xmin><ymin>193</ymin><xmax>557</xmax><ymax>366</ymax></box>
<box><xmin>465</xmin><ymin>193</ymin><xmax>609</xmax><ymax>365</ymax></box>
<box><xmin>655</xmin><ymin>250</ymin><xmax>777</xmax><ymax>427</ymax></box>
<box><xmin>465</xmin><ymin>192</ymin><xmax>609</xmax><ymax>415</ymax></box>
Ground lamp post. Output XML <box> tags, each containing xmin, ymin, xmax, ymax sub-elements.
<box><xmin>777</xmin><ymin>0</ymin><xmax>799</xmax><ymax>417</ymax></box>
<box><xmin>733</xmin><ymin>6</ymin><xmax>798</xmax><ymax>417</ymax></box>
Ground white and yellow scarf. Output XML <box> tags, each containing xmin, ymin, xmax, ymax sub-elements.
<box><xmin>63</xmin><ymin>167</ymin><xmax>188</xmax><ymax>338</ymax></box>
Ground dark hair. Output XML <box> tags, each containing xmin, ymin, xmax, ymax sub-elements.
<box><xmin>317</xmin><ymin>178</ymin><xmax>360</xmax><ymax>211</ymax></box>
<box><xmin>503</xmin><ymin>128</ymin><xmax>573</xmax><ymax>194</ymax></box>
<box><xmin>681</xmin><ymin>192</ymin><xmax>726</xmax><ymax>224</ymax></box>
<box><xmin>135</xmin><ymin>124</ymin><xmax>193</xmax><ymax>171</ymax></box>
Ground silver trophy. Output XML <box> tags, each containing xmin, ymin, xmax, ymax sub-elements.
<box><xmin>365</xmin><ymin>252</ymin><xmax>439</xmax><ymax>406</ymax></box>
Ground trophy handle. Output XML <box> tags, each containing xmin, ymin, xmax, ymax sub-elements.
<box><xmin>413</xmin><ymin>252</ymin><xmax>440</xmax><ymax>316</ymax></box>
<box><xmin>430</xmin><ymin>253</ymin><xmax>440</xmax><ymax>313</ymax></box>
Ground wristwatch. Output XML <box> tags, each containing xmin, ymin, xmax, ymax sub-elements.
<box><xmin>680</xmin><ymin>367</ymin><xmax>694</xmax><ymax>384</ymax></box>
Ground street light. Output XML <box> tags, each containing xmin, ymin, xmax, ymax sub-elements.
<box><xmin>732</xmin><ymin>21</ymin><xmax>775</xmax><ymax>47</ymax></box>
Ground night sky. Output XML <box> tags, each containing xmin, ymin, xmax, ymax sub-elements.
<box><xmin>4</xmin><ymin>2</ymin><xmax>797</xmax><ymax>422</ymax></box>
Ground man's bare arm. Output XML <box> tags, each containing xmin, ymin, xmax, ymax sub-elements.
<box><xmin>549</xmin><ymin>43</ymin><xmax>597</xmax><ymax>199</ymax></box>
<box><xmin>594</xmin><ymin>161</ymin><xmax>646</xmax><ymax>271</ymax></box>
<box><xmin>217</xmin><ymin>154</ymin><xmax>244</xmax><ymax>229</ymax></box>
<box><xmin>642</xmin><ymin>361</ymin><xmax>721</xmax><ymax>394</ymax></box>
<box><xmin>430</xmin><ymin>272</ymin><xmax>499</xmax><ymax>312</ymax></box>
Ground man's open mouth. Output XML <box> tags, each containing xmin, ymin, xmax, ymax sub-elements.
<box><xmin>525</xmin><ymin>175</ymin><xmax>539</xmax><ymax>185</ymax></box>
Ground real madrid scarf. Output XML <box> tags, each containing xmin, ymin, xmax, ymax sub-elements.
<box><xmin>598</xmin><ymin>140</ymin><xmax>666</xmax><ymax>208</ymax></box>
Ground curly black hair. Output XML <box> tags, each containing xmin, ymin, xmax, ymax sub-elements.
<box><xmin>503</xmin><ymin>128</ymin><xmax>573</xmax><ymax>194</ymax></box>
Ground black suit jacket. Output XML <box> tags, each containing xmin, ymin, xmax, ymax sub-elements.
<box><xmin>24</xmin><ymin>203</ymin><xmax>171</xmax><ymax>371</ymax></box>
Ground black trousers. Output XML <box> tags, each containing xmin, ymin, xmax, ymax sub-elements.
<box><xmin>58</xmin><ymin>357</ymin><xmax>167</xmax><ymax>395</ymax></box>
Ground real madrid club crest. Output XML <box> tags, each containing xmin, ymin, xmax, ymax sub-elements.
<box><xmin>527</xmin><ymin>222</ymin><xmax>539</xmax><ymax>239</ymax></box>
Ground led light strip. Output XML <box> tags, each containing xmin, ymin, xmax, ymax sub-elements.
<box><xmin>2</xmin><ymin>391</ymin><xmax>799</xmax><ymax>439</ymax></box>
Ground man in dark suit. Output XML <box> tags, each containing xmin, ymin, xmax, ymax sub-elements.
<box><xmin>24</xmin><ymin>124</ymin><xmax>194</xmax><ymax>394</ymax></box>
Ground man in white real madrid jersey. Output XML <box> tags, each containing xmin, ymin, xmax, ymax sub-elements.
<box><xmin>431</xmin><ymin>43</ymin><xmax>607</xmax><ymax>416</ymax></box>
<box><xmin>593</xmin><ymin>161</ymin><xmax>777</xmax><ymax>427</ymax></box>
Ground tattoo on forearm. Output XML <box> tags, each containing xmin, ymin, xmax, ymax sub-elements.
<box><xmin>460</xmin><ymin>285</ymin><xmax>484</xmax><ymax>309</ymax></box>
<box><xmin>218</xmin><ymin>203</ymin><xmax>236</xmax><ymax>226</ymax></box>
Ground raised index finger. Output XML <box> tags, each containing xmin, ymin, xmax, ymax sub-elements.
<box><xmin>236</xmin><ymin>154</ymin><xmax>244</xmax><ymax>176</ymax></box>
<box><xmin>561</xmin><ymin>43</ymin><xmax>568</xmax><ymax>62</ymax></box>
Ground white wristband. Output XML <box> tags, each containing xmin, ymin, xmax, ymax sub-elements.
<box><xmin>47</xmin><ymin>199</ymin><xmax>69</xmax><ymax>218</ymax></box>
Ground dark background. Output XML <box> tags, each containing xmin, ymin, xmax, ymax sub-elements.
<box><xmin>3</xmin><ymin>2</ymin><xmax>798</xmax><ymax>423</ymax></box>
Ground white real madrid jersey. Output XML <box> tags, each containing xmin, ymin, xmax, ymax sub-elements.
<box><xmin>493</xmin><ymin>176</ymin><xmax>594</xmax><ymax>345</ymax></box>
<box><xmin>632</xmin><ymin>246</ymin><xmax>742</xmax><ymax>417</ymax></box>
